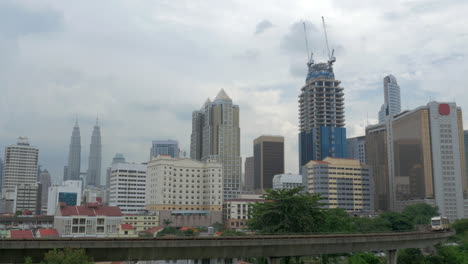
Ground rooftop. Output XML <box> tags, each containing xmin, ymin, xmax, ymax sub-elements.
<box><xmin>59</xmin><ymin>204</ymin><xmax>123</xmax><ymax>217</ymax></box>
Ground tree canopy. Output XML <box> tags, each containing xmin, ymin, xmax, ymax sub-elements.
<box><xmin>25</xmin><ymin>248</ymin><xmax>94</xmax><ymax>264</ymax></box>
<box><xmin>247</xmin><ymin>187</ymin><xmax>324</xmax><ymax>233</ymax></box>
<box><xmin>402</xmin><ymin>203</ymin><xmax>439</xmax><ymax>225</ymax></box>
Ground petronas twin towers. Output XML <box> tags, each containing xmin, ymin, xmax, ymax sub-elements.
<box><xmin>64</xmin><ymin>119</ymin><xmax>102</xmax><ymax>187</ymax></box>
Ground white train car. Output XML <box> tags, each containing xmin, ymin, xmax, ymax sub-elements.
<box><xmin>431</xmin><ymin>216</ymin><xmax>450</xmax><ymax>231</ymax></box>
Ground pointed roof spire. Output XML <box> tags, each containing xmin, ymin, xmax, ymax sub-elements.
<box><xmin>74</xmin><ymin>116</ymin><xmax>79</xmax><ymax>127</ymax></box>
<box><xmin>214</xmin><ymin>89</ymin><xmax>231</xmax><ymax>101</ymax></box>
<box><xmin>205</xmin><ymin>98</ymin><xmax>211</xmax><ymax>104</ymax></box>
<box><xmin>95</xmin><ymin>115</ymin><xmax>99</xmax><ymax>126</ymax></box>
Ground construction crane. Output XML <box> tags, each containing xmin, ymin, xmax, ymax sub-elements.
<box><xmin>303</xmin><ymin>21</ymin><xmax>314</xmax><ymax>67</ymax></box>
<box><xmin>322</xmin><ymin>16</ymin><xmax>336</xmax><ymax>65</ymax></box>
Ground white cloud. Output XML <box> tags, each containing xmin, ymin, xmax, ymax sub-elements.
<box><xmin>1</xmin><ymin>0</ymin><xmax>468</xmax><ymax>184</ymax></box>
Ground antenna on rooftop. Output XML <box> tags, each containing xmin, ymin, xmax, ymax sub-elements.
<box><xmin>322</xmin><ymin>16</ymin><xmax>336</xmax><ymax>65</ymax></box>
<box><xmin>302</xmin><ymin>21</ymin><xmax>314</xmax><ymax>66</ymax></box>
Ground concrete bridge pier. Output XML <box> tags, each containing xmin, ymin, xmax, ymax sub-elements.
<box><xmin>267</xmin><ymin>257</ymin><xmax>281</xmax><ymax>264</ymax></box>
<box><xmin>387</xmin><ymin>249</ymin><xmax>398</xmax><ymax>264</ymax></box>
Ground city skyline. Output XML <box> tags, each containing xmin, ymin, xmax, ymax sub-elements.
<box><xmin>1</xmin><ymin>1</ymin><xmax>467</xmax><ymax>183</ymax></box>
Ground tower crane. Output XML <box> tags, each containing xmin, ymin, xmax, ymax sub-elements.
<box><xmin>303</xmin><ymin>21</ymin><xmax>314</xmax><ymax>67</ymax></box>
<box><xmin>322</xmin><ymin>16</ymin><xmax>336</xmax><ymax>65</ymax></box>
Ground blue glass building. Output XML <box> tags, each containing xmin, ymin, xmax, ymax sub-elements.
<box><xmin>299</xmin><ymin>60</ymin><xmax>346</xmax><ymax>171</ymax></box>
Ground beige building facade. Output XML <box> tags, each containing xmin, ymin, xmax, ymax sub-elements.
<box><xmin>146</xmin><ymin>156</ymin><xmax>223</xmax><ymax>227</ymax></box>
<box><xmin>305</xmin><ymin>157</ymin><xmax>373</xmax><ymax>212</ymax></box>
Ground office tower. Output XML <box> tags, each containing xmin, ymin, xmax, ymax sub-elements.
<box><xmin>150</xmin><ymin>140</ymin><xmax>180</xmax><ymax>159</ymax></box>
<box><xmin>367</xmin><ymin>102</ymin><xmax>468</xmax><ymax>220</ymax></box>
<box><xmin>2</xmin><ymin>137</ymin><xmax>40</xmax><ymax>212</ymax></box>
<box><xmin>39</xmin><ymin>169</ymin><xmax>52</xmax><ymax>211</ymax></box>
<box><xmin>272</xmin><ymin>174</ymin><xmax>304</xmax><ymax>190</ymax></box>
<box><xmin>305</xmin><ymin>157</ymin><xmax>373</xmax><ymax>212</ymax></box>
<box><xmin>109</xmin><ymin>162</ymin><xmax>146</xmax><ymax>214</ymax></box>
<box><xmin>346</xmin><ymin>136</ymin><xmax>367</xmax><ymax>164</ymax></box>
<box><xmin>146</xmin><ymin>155</ymin><xmax>223</xmax><ymax>226</ymax></box>
<box><xmin>244</xmin><ymin>157</ymin><xmax>254</xmax><ymax>191</ymax></box>
<box><xmin>47</xmin><ymin>180</ymin><xmax>82</xmax><ymax>215</ymax></box>
<box><xmin>64</xmin><ymin>120</ymin><xmax>81</xmax><ymax>181</ymax></box>
<box><xmin>87</xmin><ymin>119</ymin><xmax>102</xmax><ymax>187</ymax></box>
<box><xmin>378</xmin><ymin>75</ymin><xmax>401</xmax><ymax>123</ymax></box>
<box><xmin>253</xmin><ymin>136</ymin><xmax>284</xmax><ymax>190</ymax></box>
<box><xmin>190</xmin><ymin>89</ymin><xmax>242</xmax><ymax>199</ymax></box>
<box><xmin>106</xmin><ymin>153</ymin><xmax>126</xmax><ymax>189</ymax></box>
<box><xmin>298</xmin><ymin>58</ymin><xmax>346</xmax><ymax>171</ymax></box>
<box><xmin>0</xmin><ymin>158</ymin><xmax>3</xmax><ymax>191</ymax></box>
<box><xmin>2</xmin><ymin>137</ymin><xmax>39</xmax><ymax>192</ymax></box>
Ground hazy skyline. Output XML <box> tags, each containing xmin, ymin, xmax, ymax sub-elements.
<box><xmin>1</xmin><ymin>0</ymin><xmax>467</xmax><ymax>184</ymax></box>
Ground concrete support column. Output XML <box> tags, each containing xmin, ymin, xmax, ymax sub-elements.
<box><xmin>387</xmin><ymin>249</ymin><xmax>398</xmax><ymax>264</ymax></box>
<box><xmin>267</xmin><ymin>257</ymin><xmax>281</xmax><ymax>264</ymax></box>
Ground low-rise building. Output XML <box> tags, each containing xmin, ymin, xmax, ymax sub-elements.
<box><xmin>117</xmin><ymin>224</ymin><xmax>137</xmax><ymax>237</ymax></box>
<box><xmin>54</xmin><ymin>203</ymin><xmax>123</xmax><ymax>237</ymax></box>
<box><xmin>10</xmin><ymin>230</ymin><xmax>34</xmax><ymax>239</ymax></box>
<box><xmin>36</xmin><ymin>228</ymin><xmax>59</xmax><ymax>238</ymax></box>
<box><xmin>123</xmin><ymin>215</ymin><xmax>159</xmax><ymax>232</ymax></box>
<box><xmin>272</xmin><ymin>174</ymin><xmax>304</xmax><ymax>190</ymax></box>
<box><xmin>304</xmin><ymin>157</ymin><xmax>374</xmax><ymax>212</ymax></box>
<box><xmin>146</xmin><ymin>156</ymin><xmax>223</xmax><ymax>227</ymax></box>
<box><xmin>223</xmin><ymin>194</ymin><xmax>264</xmax><ymax>230</ymax></box>
<box><xmin>0</xmin><ymin>215</ymin><xmax>54</xmax><ymax>230</ymax></box>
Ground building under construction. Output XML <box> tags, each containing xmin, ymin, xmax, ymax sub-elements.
<box><xmin>298</xmin><ymin>18</ymin><xmax>346</xmax><ymax>170</ymax></box>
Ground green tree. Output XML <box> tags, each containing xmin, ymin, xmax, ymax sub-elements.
<box><xmin>397</xmin><ymin>248</ymin><xmax>425</xmax><ymax>264</ymax></box>
<box><xmin>156</xmin><ymin>227</ymin><xmax>181</xmax><ymax>237</ymax></box>
<box><xmin>348</xmin><ymin>253</ymin><xmax>383</xmax><ymax>264</ymax></box>
<box><xmin>33</xmin><ymin>248</ymin><xmax>94</xmax><ymax>264</ymax></box>
<box><xmin>321</xmin><ymin>208</ymin><xmax>354</xmax><ymax>233</ymax></box>
<box><xmin>402</xmin><ymin>203</ymin><xmax>438</xmax><ymax>225</ymax></box>
<box><xmin>162</xmin><ymin>219</ymin><xmax>172</xmax><ymax>227</ymax></box>
<box><xmin>379</xmin><ymin>212</ymin><xmax>414</xmax><ymax>231</ymax></box>
<box><xmin>451</xmin><ymin>218</ymin><xmax>468</xmax><ymax>235</ymax></box>
<box><xmin>247</xmin><ymin>187</ymin><xmax>324</xmax><ymax>234</ymax></box>
<box><xmin>351</xmin><ymin>217</ymin><xmax>391</xmax><ymax>233</ymax></box>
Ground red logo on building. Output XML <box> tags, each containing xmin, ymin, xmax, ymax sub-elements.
<box><xmin>439</xmin><ymin>104</ymin><xmax>450</xmax><ymax>115</ymax></box>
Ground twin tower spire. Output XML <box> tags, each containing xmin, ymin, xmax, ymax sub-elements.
<box><xmin>64</xmin><ymin>117</ymin><xmax>102</xmax><ymax>187</ymax></box>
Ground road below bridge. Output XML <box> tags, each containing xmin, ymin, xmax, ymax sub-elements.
<box><xmin>0</xmin><ymin>230</ymin><xmax>455</xmax><ymax>264</ymax></box>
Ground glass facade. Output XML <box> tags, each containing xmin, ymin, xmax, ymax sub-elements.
<box><xmin>58</xmin><ymin>192</ymin><xmax>78</xmax><ymax>206</ymax></box>
<box><xmin>392</xmin><ymin>109</ymin><xmax>434</xmax><ymax>202</ymax></box>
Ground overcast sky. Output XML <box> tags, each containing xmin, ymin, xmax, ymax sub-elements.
<box><xmin>1</xmin><ymin>0</ymin><xmax>468</xmax><ymax>184</ymax></box>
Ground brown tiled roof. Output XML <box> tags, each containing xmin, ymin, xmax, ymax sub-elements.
<box><xmin>60</xmin><ymin>205</ymin><xmax>123</xmax><ymax>216</ymax></box>
<box><xmin>10</xmin><ymin>230</ymin><xmax>33</xmax><ymax>238</ymax></box>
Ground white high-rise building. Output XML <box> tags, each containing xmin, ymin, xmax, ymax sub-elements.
<box><xmin>190</xmin><ymin>89</ymin><xmax>242</xmax><ymax>200</ymax></box>
<box><xmin>1</xmin><ymin>138</ymin><xmax>40</xmax><ymax>213</ymax></box>
<box><xmin>109</xmin><ymin>162</ymin><xmax>147</xmax><ymax>214</ymax></box>
<box><xmin>378</xmin><ymin>75</ymin><xmax>401</xmax><ymax>123</ymax></box>
<box><xmin>1</xmin><ymin>137</ymin><xmax>39</xmax><ymax>192</ymax></box>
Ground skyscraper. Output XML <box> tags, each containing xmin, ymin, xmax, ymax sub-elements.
<box><xmin>378</xmin><ymin>75</ymin><xmax>401</xmax><ymax>123</ymax></box>
<box><xmin>298</xmin><ymin>58</ymin><xmax>346</xmax><ymax>170</ymax></box>
<box><xmin>2</xmin><ymin>137</ymin><xmax>40</xmax><ymax>212</ymax></box>
<box><xmin>253</xmin><ymin>136</ymin><xmax>284</xmax><ymax>190</ymax></box>
<box><xmin>87</xmin><ymin>119</ymin><xmax>102</xmax><ymax>187</ymax></box>
<box><xmin>150</xmin><ymin>140</ymin><xmax>180</xmax><ymax>159</ymax></box>
<box><xmin>367</xmin><ymin>102</ymin><xmax>468</xmax><ymax>220</ymax></box>
<box><xmin>2</xmin><ymin>138</ymin><xmax>39</xmax><ymax>192</ymax></box>
<box><xmin>64</xmin><ymin>120</ymin><xmax>81</xmax><ymax>181</ymax></box>
<box><xmin>190</xmin><ymin>89</ymin><xmax>242</xmax><ymax>199</ymax></box>
<box><xmin>105</xmin><ymin>153</ymin><xmax>126</xmax><ymax>189</ymax></box>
